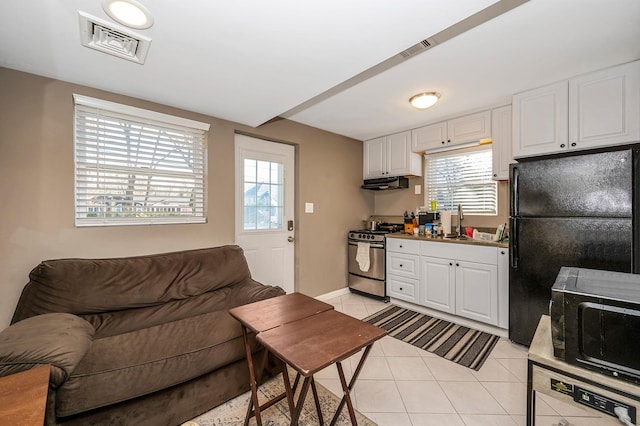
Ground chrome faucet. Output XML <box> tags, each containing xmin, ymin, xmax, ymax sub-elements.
<box><xmin>456</xmin><ymin>204</ymin><xmax>464</xmax><ymax>236</ymax></box>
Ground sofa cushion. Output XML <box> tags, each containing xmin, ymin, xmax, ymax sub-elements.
<box><xmin>81</xmin><ymin>278</ymin><xmax>284</xmax><ymax>339</ymax></box>
<box><xmin>0</xmin><ymin>313</ymin><xmax>94</xmax><ymax>387</ymax></box>
<box><xmin>12</xmin><ymin>245</ymin><xmax>253</xmax><ymax>321</ymax></box>
<box><xmin>55</xmin><ymin>309</ymin><xmax>258</xmax><ymax>417</ymax></box>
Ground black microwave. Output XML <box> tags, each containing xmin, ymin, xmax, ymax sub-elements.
<box><xmin>550</xmin><ymin>267</ymin><xmax>640</xmax><ymax>385</ymax></box>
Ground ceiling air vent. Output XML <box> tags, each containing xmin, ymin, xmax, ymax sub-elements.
<box><xmin>399</xmin><ymin>39</ymin><xmax>436</xmax><ymax>59</ymax></box>
<box><xmin>78</xmin><ymin>11</ymin><xmax>151</xmax><ymax>64</ymax></box>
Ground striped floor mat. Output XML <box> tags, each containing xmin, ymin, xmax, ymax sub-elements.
<box><xmin>364</xmin><ymin>304</ymin><xmax>499</xmax><ymax>371</ymax></box>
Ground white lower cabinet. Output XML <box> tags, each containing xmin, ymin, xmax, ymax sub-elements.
<box><xmin>421</xmin><ymin>256</ymin><xmax>455</xmax><ymax>314</ymax></box>
<box><xmin>455</xmin><ymin>260</ymin><xmax>497</xmax><ymax>325</ymax></box>
<box><xmin>387</xmin><ymin>237</ymin><xmax>508</xmax><ymax>329</ymax></box>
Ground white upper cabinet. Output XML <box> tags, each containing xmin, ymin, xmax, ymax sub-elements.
<box><xmin>512</xmin><ymin>81</ymin><xmax>569</xmax><ymax>158</ymax></box>
<box><xmin>491</xmin><ymin>105</ymin><xmax>513</xmax><ymax>180</ymax></box>
<box><xmin>363</xmin><ymin>131</ymin><xmax>422</xmax><ymax>179</ymax></box>
<box><xmin>569</xmin><ymin>60</ymin><xmax>640</xmax><ymax>149</ymax></box>
<box><xmin>412</xmin><ymin>110</ymin><xmax>491</xmax><ymax>152</ymax></box>
<box><xmin>513</xmin><ymin>60</ymin><xmax>640</xmax><ymax>158</ymax></box>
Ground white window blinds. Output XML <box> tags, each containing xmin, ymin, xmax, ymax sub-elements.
<box><xmin>73</xmin><ymin>95</ymin><xmax>209</xmax><ymax>227</ymax></box>
<box><xmin>425</xmin><ymin>146</ymin><xmax>497</xmax><ymax>215</ymax></box>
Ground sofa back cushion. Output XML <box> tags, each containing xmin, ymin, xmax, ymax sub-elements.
<box><xmin>13</xmin><ymin>245</ymin><xmax>251</xmax><ymax>321</ymax></box>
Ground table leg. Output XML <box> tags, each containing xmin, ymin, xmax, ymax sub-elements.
<box><xmin>310</xmin><ymin>376</ymin><xmax>324</xmax><ymax>425</ymax></box>
<box><xmin>281</xmin><ymin>360</ymin><xmax>296</xmax><ymax>417</ymax></box>
<box><xmin>330</xmin><ymin>344</ymin><xmax>374</xmax><ymax>426</ymax></box>
<box><xmin>241</xmin><ymin>326</ymin><xmax>262</xmax><ymax>426</ymax></box>
<box><xmin>290</xmin><ymin>376</ymin><xmax>312</xmax><ymax>426</ymax></box>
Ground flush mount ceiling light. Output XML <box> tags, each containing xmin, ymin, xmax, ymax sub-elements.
<box><xmin>102</xmin><ymin>0</ymin><xmax>153</xmax><ymax>29</ymax></box>
<box><xmin>409</xmin><ymin>92</ymin><xmax>441</xmax><ymax>109</ymax></box>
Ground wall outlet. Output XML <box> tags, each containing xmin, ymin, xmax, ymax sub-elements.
<box><xmin>414</xmin><ymin>185</ymin><xmax>421</xmax><ymax>195</ymax></box>
<box><xmin>305</xmin><ymin>202</ymin><xmax>314</xmax><ymax>213</ymax></box>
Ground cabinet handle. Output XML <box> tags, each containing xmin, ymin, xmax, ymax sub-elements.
<box><xmin>571</xmin><ymin>142</ymin><xmax>577</xmax><ymax>147</ymax></box>
<box><xmin>560</xmin><ymin>144</ymin><xmax>566</xmax><ymax>148</ymax></box>
<box><xmin>399</xmin><ymin>245</ymin><xmax>403</xmax><ymax>248</ymax></box>
<box><xmin>449</xmin><ymin>262</ymin><xmax>453</xmax><ymax>266</ymax></box>
<box><xmin>441</xmin><ymin>141</ymin><xmax>445</xmax><ymax>144</ymax></box>
<box><xmin>447</xmin><ymin>139</ymin><xmax>451</xmax><ymax>143</ymax></box>
<box><xmin>456</xmin><ymin>263</ymin><xmax>459</xmax><ymax>267</ymax></box>
<box><xmin>493</xmin><ymin>173</ymin><xmax>497</xmax><ymax>177</ymax></box>
<box><xmin>399</xmin><ymin>264</ymin><xmax>403</xmax><ymax>267</ymax></box>
<box><xmin>501</xmin><ymin>251</ymin><xmax>505</xmax><ymax>255</ymax></box>
<box><xmin>399</xmin><ymin>287</ymin><xmax>403</xmax><ymax>291</ymax></box>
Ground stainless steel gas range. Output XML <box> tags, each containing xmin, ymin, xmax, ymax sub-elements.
<box><xmin>347</xmin><ymin>225</ymin><xmax>401</xmax><ymax>301</ymax></box>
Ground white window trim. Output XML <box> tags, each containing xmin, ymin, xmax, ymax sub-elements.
<box><xmin>73</xmin><ymin>95</ymin><xmax>210</xmax><ymax>132</ymax></box>
<box><xmin>73</xmin><ymin>94</ymin><xmax>209</xmax><ymax>227</ymax></box>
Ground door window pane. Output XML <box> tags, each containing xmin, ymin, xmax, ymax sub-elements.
<box><xmin>243</xmin><ymin>159</ymin><xmax>284</xmax><ymax>230</ymax></box>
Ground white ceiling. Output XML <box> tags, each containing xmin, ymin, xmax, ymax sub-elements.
<box><xmin>1</xmin><ymin>0</ymin><xmax>639</xmax><ymax>141</ymax></box>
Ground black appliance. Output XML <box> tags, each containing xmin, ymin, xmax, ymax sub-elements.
<box><xmin>361</xmin><ymin>176</ymin><xmax>409</xmax><ymax>191</ymax></box>
<box><xmin>550</xmin><ymin>267</ymin><xmax>640</xmax><ymax>385</ymax></box>
<box><xmin>418</xmin><ymin>211</ymin><xmax>440</xmax><ymax>225</ymax></box>
<box><xmin>509</xmin><ymin>147</ymin><xmax>639</xmax><ymax>346</ymax></box>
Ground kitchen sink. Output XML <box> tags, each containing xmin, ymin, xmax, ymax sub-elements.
<box><xmin>444</xmin><ymin>235</ymin><xmax>470</xmax><ymax>240</ymax></box>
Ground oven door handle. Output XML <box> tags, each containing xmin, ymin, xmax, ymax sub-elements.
<box><xmin>348</xmin><ymin>241</ymin><xmax>384</xmax><ymax>249</ymax></box>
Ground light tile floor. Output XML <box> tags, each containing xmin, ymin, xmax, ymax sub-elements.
<box><xmin>315</xmin><ymin>292</ymin><xmax>604</xmax><ymax>426</ymax></box>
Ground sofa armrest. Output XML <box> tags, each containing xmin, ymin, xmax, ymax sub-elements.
<box><xmin>0</xmin><ymin>313</ymin><xmax>95</xmax><ymax>388</ymax></box>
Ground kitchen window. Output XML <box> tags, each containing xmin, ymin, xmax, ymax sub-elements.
<box><xmin>425</xmin><ymin>145</ymin><xmax>497</xmax><ymax>215</ymax></box>
<box><xmin>73</xmin><ymin>94</ymin><xmax>210</xmax><ymax>227</ymax></box>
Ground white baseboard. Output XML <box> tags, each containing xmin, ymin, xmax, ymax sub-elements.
<box><xmin>391</xmin><ymin>298</ymin><xmax>509</xmax><ymax>339</ymax></box>
<box><xmin>315</xmin><ymin>287</ymin><xmax>351</xmax><ymax>301</ymax></box>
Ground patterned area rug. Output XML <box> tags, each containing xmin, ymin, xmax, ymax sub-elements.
<box><xmin>185</xmin><ymin>371</ymin><xmax>377</xmax><ymax>426</ymax></box>
<box><xmin>364</xmin><ymin>304</ymin><xmax>499</xmax><ymax>371</ymax></box>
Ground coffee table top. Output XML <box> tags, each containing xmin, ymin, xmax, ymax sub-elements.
<box><xmin>229</xmin><ymin>292</ymin><xmax>333</xmax><ymax>333</ymax></box>
<box><xmin>257</xmin><ymin>309</ymin><xmax>387</xmax><ymax>377</ymax></box>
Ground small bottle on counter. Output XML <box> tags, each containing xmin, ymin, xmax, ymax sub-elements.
<box><xmin>432</xmin><ymin>223</ymin><xmax>438</xmax><ymax>237</ymax></box>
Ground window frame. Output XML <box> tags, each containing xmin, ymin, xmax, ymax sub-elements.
<box><xmin>424</xmin><ymin>144</ymin><xmax>497</xmax><ymax>216</ymax></box>
<box><xmin>73</xmin><ymin>94</ymin><xmax>210</xmax><ymax>227</ymax></box>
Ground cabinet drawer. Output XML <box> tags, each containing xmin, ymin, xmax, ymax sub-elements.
<box><xmin>421</xmin><ymin>241</ymin><xmax>497</xmax><ymax>265</ymax></box>
<box><xmin>386</xmin><ymin>237</ymin><xmax>420</xmax><ymax>254</ymax></box>
<box><xmin>387</xmin><ymin>253</ymin><xmax>419</xmax><ymax>278</ymax></box>
<box><xmin>387</xmin><ymin>275</ymin><xmax>418</xmax><ymax>303</ymax></box>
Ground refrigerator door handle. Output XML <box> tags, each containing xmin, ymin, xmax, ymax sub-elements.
<box><xmin>511</xmin><ymin>165</ymin><xmax>519</xmax><ymax>217</ymax></box>
<box><xmin>510</xmin><ymin>218</ymin><xmax>518</xmax><ymax>269</ymax></box>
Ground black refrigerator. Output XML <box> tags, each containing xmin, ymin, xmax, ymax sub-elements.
<box><xmin>509</xmin><ymin>147</ymin><xmax>639</xmax><ymax>346</ymax></box>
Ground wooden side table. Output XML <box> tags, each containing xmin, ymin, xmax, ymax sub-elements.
<box><xmin>0</xmin><ymin>365</ymin><xmax>50</xmax><ymax>426</ymax></box>
<box><xmin>229</xmin><ymin>293</ymin><xmax>334</xmax><ymax>426</ymax></box>
<box><xmin>258</xmin><ymin>309</ymin><xmax>387</xmax><ymax>425</ymax></box>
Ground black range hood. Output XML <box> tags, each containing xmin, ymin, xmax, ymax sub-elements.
<box><xmin>361</xmin><ymin>176</ymin><xmax>409</xmax><ymax>191</ymax></box>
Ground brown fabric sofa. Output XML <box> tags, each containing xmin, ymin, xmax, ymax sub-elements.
<box><xmin>0</xmin><ymin>245</ymin><xmax>285</xmax><ymax>425</ymax></box>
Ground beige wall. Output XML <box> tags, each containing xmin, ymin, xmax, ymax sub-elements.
<box><xmin>0</xmin><ymin>68</ymin><xmax>375</xmax><ymax>329</ymax></box>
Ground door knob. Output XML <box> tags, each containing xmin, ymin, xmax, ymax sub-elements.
<box><xmin>287</xmin><ymin>236</ymin><xmax>294</xmax><ymax>243</ymax></box>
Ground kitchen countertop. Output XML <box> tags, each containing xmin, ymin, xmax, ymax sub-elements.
<box><xmin>387</xmin><ymin>233</ymin><xmax>509</xmax><ymax>249</ymax></box>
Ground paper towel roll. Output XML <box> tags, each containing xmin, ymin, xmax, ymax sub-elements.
<box><xmin>440</xmin><ymin>211</ymin><xmax>452</xmax><ymax>235</ymax></box>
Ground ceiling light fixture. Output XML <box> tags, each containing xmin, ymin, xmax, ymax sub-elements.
<box><xmin>102</xmin><ymin>0</ymin><xmax>153</xmax><ymax>29</ymax></box>
<box><xmin>409</xmin><ymin>92</ymin><xmax>441</xmax><ymax>109</ymax></box>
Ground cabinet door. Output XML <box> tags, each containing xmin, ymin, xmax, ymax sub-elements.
<box><xmin>497</xmin><ymin>248</ymin><xmax>509</xmax><ymax>329</ymax></box>
<box><xmin>412</xmin><ymin>122</ymin><xmax>447</xmax><ymax>152</ymax></box>
<box><xmin>491</xmin><ymin>105</ymin><xmax>512</xmax><ymax>181</ymax></box>
<box><xmin>387</xmin><ymin>131</ymin><xmax>417</xmax><ymax>176</ymax></box>
<box><xmin>455</xmin><ymin>260</ymin><xmax>498</xmax><ymax>325</ymax></box>
<box><xmin>421</xmin><ymin>256</ymin><xmax>455</xmax><ymax>314</ymax></box>
<box><xmin>363</xmin><ymin>137</ymin><xmax>386</xmax><ymax>179</ymax></box>
<box><xmin>447</xmin><ymin>110</ymin><xmax>491</xmax><ymax>145</ymax></box>
<box><xmin>512</xmin><ymin>81</ymin><xmax>568</xmax><ymax>158</ymax></box>
<box><xmin>569</xmin><ymin>60</ymin><xmax>640</xmax><ymax>150</ymax></box>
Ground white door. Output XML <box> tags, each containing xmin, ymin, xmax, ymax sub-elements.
<box><xmin>235</xmin><ymin>134</ymin><xmax>295</xmax><ymax>293</ymax></box>
<box><xmin>455</xmin><ymin>261</ymin><xmax>498</xmax><ymax>325</ymax></box>
<box><xmin>421</xmin><ymin>256</ymin><xmax>455</xmax><ymax>314</ymax></box>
